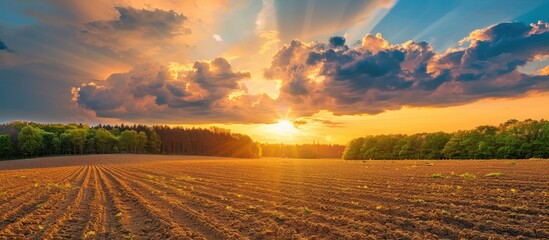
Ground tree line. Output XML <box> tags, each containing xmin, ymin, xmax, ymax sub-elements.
<box><xmin>343</xmin><ymin>119</ymin><xmax>549</xmax><ymax>160</ymax></box>
<box><xmin>261</xmin><ymin>143</ymin><xmax>345</xmax><ymax>159</ymax></box>
<box><xmin>0</xmin><ymin>122</ymin><xmax>261</xmax><ymax>159</ymax></box>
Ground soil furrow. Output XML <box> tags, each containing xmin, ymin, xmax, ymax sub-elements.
<box><xmin>1</xmin><ymin>155</ymin><xmax>547</xmax><ymax>239</ymax></box>
<box><xmin>0</xmin><ymin>166</ymin><xmax>85</xmax><ymax>239</ymax></box>
<box><xmin>96</xmin><ymin>164</ymin><xmax>201</xmax><ymax>239</ymax></box>
<box><xmin>108</xmin><ymin>164</ymin><xmax>373</xmax><ymax>239</ymax></box>
<box><xmin>41</xmin><ymin>164</ymin><xmax>93</xmax><ymax>239</ymax></box>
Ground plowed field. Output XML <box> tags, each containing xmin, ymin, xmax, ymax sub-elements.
<box><xmin>0</xmin><ymin>155</ymin><xmax>547</xmax><ymax>239</ymax></box>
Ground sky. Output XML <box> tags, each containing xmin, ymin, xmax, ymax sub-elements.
<box><xmin>0</xmin><ymin>0</ymin><xmax>548</xmax><ymax>144</ymax></box>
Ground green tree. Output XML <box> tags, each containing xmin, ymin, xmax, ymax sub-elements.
<box><xmin>343</xmin><ymin>138</ymin><xmax>365</xmax><ymax>160</ymax></box>
<box><xmin>360</xmin><ymin>137</ymin><xmax>379</xmax><ymax>159</ymax></box>
<box><xmin>41</xmin><ymin>131</ymin><xmax>60</xmax><ymax>155</ymax></box>
<box><xmin>61</xmin><ymin>129</ymin><xmax>88</xmax><ymax>154</ymax></box>
<box><xmin>0</xmin><ymin>134</ymin><xmax>13</xmax><ymax>159</ymax></box>
<box><xmin>136</xmin><ymin>132</ymin><xmax>147</xmax><ymax>153</ymax></box>
<box><xmin>118</xmin><ymin>130</ymin><xmax>138</xmax><ymax>153</ymax></box>
<box><xmin>71</xmin><ymin>129</ymin><xmax>88</xmax><ymax>155</ymax></box>
<box><xmin>60</xmin><ymin>132</ymin><xmax>72</xmax><ymax>154</ymax></box>
<box><xmin>94</xmin><ymin>128</ymin><xmax>117</xmax><ymax>153</ymax></box>
<box><xmin>442</xmin><ymin>131</ymin><xmax>469</xmax><ymax>159</ymax></box>
<box><xmin>419</xmin><ymin>132</ymin><xmax>451</xmax><ymax>159</ymax></box>
<box><xmin>110</xmin><ymin>128</ymin><xmax>121</xmax><ymax>136</ymax></box>
<box><xmin>399</xmin><ymin>134</ymin><xmax>423</xmax><ymax>159</ymax></box>
<box><xmin>18</xmin><ymin>125</ymin><xmax>44</xmax><ymax>156</ymax></box>
<box><xmin>147</xmin><ymin>131</ymin><xmax>162</xmax><ymax>153</ymax></box>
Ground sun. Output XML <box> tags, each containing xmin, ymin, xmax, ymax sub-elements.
<box><xmin>268</xmin><ymin>119</ymin><xmax>298</xmax><ymax>136</ymax></box>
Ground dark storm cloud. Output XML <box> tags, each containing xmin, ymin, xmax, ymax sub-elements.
<box><xmin>329</xmin><ymin>36</ymin><xmax>346</xmax><ymax>48</ymax></box>
<box><xmin>84</xmin><ymin>7</ymin><xmax>190</xmax><ymax>38</ymax></box>
<box><xmin>0</xmin><ymin>40</ymin><xmax>7</xmax><ymax>50</ymax></box>
<box><xmin>265</xmin><ymin>21</ymin><xmax>549</xmax><ymax>116</ymax></box>
<box><xmin>80</xmin><ymin>7</ymin><xmax>190</xmax><ymax>53</ymax></box>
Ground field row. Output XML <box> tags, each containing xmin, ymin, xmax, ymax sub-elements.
<box><xmin>0</xmin><ymin>155</ymin><xmax>547</xmax><ymax>239</ymax></box>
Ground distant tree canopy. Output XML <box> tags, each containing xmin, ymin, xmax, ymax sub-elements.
<box><xmin>0</xmin><ymin>122</ymin><xmax>261</xmax><ymax>159</ymax></box>
<box><xmin>18</xmin><ymin>125</ymin><xmax>44</xmax><ymax>156</ymax></box>
<box><xmin>0</xmin><ymin>134</ymin><xmax>13</xmax><ymax>159</ymax></box>
<box><xmin>1</xmin><ymin>119</ymin><xmax>547</xmax><ymax>161</ymax></box>
<box><xmin>153</xmin><ymin>126</ymin><xmax>261</xmax><ymax>158</ymax></box>
<box><xmin>262</xmin><ymin>143</ymin><xmax>345</xmax><ymax>159</ymax></box>
<box><xmin>343</xmin><ymin>119</ymin><xmax>549</xmax><ymax>160</ymax></box>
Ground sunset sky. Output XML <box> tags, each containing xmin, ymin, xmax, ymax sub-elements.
<box><xmin>1</xmin><ymin>0</ymin><xmax>548</xmax><ymax>144</ymax></box>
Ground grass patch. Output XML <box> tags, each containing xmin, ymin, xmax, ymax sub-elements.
<box><xmin>459</xmin><ymin>173</ymin><xmax>477</xmax><ymax>180</ymax></box>
<box><xmin>84</xmin><ymin>231</ymin><xmax>96</xmax><ymax>238</ymax></box>
<box><xmin>507</xmin><ymin>162</ymin><xmax>517</xmax><ymax>166</ymax></box>
<box><xmin>268</xmin><ymin>210</ymin><xmax>286</xmax><ymax>222</ymax></box>
<box><xmin>485</xmin><ymin>172</ymin><xmax>505</xmax><ymax>178</ymax></box>
<box><xmin>46</xmin><ymin>183</ymin><xmax>72</xmax><ymax>191</ymax></box>
<box><xmin>432</xmin><ymin>173</ymin><xmax>443</xmax><ymax>179</ymax></box>
<box><xmin>176</xmin><ymin>176</ymin><xmax>197</xmax><ymax>182</ymax></box>
<box><xmin>244</xmin><ymin>205</ymin><xmax>258</xmax><ymax>214</ymax></box>
<box><xmin>412</xmin><ymin>197</ymin><xmax>425</xmax><ymax>203</ymax></box>
<box><xmin>513</xmin><ymin>206</ymin><xmax>529</xmax><ymax>212</ymax></box>
<box><xmin>302</xmin><ymin>207</ymin><xmax>312</xmax><ymax>215</ymax></box>
<box><xmin>0</xmin><ymin>192</ymin><xmax>7</xmax><ymax>201</ymax></box>
<box><xmin>144</xmin><ymin>174</ymin><xmax>156</xmax><ymax>181</ymax></box>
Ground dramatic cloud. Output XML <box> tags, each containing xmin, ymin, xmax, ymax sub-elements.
<box><xmin>293</xmin><ymin>118</ymin><xmax>343</xmax><ymax>128</ymax></box>
<box><xmin>541</xmin><ymin>65</ymin><xmax>549</xmax><ymax>75</ymax></box>
<box><xmin>0</xmin><ymin>1</ymin><xmax>262</xmax><ymax>124</ymax></box>
<box><xmin>73</xmin><ymin>58</ymin><xmax>279</xmax><ymax>123</ymax></box>
<box><xmin>265</xmin><ymin>21</ymin><xmax>549</xmax><ymax>116</ymax></box>
<box><xmin>80</xmin><ymin>7</ymin><xmax>190</xmax><ymax>53</ymax></box>
<box><xmin>73</xmin><ymin>21</ymin><xmax>549</xmax><ymax>123</ymax></box>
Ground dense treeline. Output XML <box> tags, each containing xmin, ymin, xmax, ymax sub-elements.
<box><xmin>153</xmin><ymin>126</ymin><xmax>261</xmax><ymax>158</ymax></box>
<box><xmin>262</xmin><ymin>143</ymin><xmax>345</xmax><ymax>158</ymax></box>
<box><xmin>343</xmin><ymin>119</ymin><xmax>549</xmax><ymax>160</ymax></box>
<box><xmin>0</xmin><ymin>122</ymin><xmax>261</xmax><ymax>159</ymax></box>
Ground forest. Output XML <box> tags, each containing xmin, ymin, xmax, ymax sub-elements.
<box><xmin>0</xmin><ymin>122</ymin><xmax>261</xmax><ymax>159</ymax></box>
<box><xmin>343</xmin><ymin>119</ymin><xmax>549</xmax><ymax>160</ymax></box>
<box><xmin>1</xmin><ymin>119</ymin><xmax>548</xmax><ymax>161</ymax></box>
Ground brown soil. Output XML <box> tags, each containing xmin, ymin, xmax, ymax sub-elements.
<box><xmin>0</xmin><ymin>155</ymin><xmax>547</xmax><ymax>239</ymax></box>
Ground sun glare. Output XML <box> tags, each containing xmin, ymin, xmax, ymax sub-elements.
<box><xmin>269</xmin><ymin>119</ymin><xmax>298</xmax><ymax>135</ymax></box>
